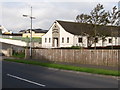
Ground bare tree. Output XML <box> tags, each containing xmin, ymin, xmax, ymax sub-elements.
<box><xmin>108</xmin><ymin>6</ymin><xmax>120</xmax><ymax>49</ymax></box>
<box><xmin>76</xmin><ymin>4</ymin><xmax>110</xmax><ymax>49</ymax></box>
<box><xmin>76</xmin><ymin>14</ymin><xmax>91</xmax><ymax>23</ymax></box>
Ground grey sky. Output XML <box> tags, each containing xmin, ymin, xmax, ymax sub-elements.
<box><xmin>1</xmin><ymin>0</ymin><xmax>120</xmax><ymax>32</ymax></box>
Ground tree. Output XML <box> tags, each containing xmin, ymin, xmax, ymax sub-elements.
<box><xmin>76</xmin><ymin>4</ymin><xmax>110</xmax><ymax>49</ymax></box>
<box><xmin>90</xmin><ymin>4</ymin><xmax>110</xmax><ymax>49</ymax></box>
<box><xmin>116</xmin><ymin>20</ymin><xmax>120</xmax><ymax>26</ymax></box>
<box><xmin>115</xmin><ymin>9</ymin><xmax>120</xmax><ymax>26</ymax></box>
<box><xmin>107</xmin><ymin>6</ymin><xmax>120</xmax><ymax>49</ymax></box>
<box><xmin>76</xmin><ymin>14</ymin><xmax>91</xmax><ymax>23</ymax></box>
<box><xmin>108</xmin><ymin>6</ymin><xmax>120</xmax><ymax>26</ymax></box>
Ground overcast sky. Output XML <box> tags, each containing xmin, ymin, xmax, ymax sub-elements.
<box><xmin>0</xmin><ymin>0</ymin><xmax>120</xmax><ymax>32</ymax></box>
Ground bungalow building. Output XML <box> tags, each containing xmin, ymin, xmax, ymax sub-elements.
<box><xmin>42</xmin><ymin>20</ymin><xmax>120</xmax><ymax>48</ymax></box>
<box><xmin>20</xmin><ymin>29</ymin><xmax>48</xmax><ymax>38</ymax></box>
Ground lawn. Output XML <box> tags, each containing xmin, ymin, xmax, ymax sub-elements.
<box><xmin>4</xmin><ymin>59</ymin><xmax>120</xmax><ymax>76</ymax></box>
<box><xmin>12</xmin><ymin>52</ymin><xmax>25</xmax><ymax>58</ymax></box>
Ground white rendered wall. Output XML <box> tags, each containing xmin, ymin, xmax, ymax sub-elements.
<box><xmin>42</xmin><ymin>21</ymin><xmax>120</xmax><ymax>48</ymax></box>
<box><xmin>42</xmin><ymin>21</ymin><xmax>74</xmax><ymax>48</ymax></box>
<box><xmin>73</xmin><ymin>36</ymin><xmax>88</xmax><ymax>47</ymax></box>
<box><xmin>42</xmin><ymin>23</ymin><xmax>54</xmax><ymax>48</ymax></box>
<box><xmin>57</xmin><ymin>22</ymin><xmax>74</xmax><ymax>47</ymax></box>
<box><xmin>0</xmin><ymin>38</ymin><xmax>27</xmax><ymax>46</ymax></box>
<box><xmin>91</xmin><ymin>37</ymin><xmax>120</xmax><ymax>47</ymax></box>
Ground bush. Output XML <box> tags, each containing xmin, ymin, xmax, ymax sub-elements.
<box><xmin>70</xmin><ymin>46</ymin><xmax>81</xmax><ymax>49</ymax></box>
<box><xmin>58</xmin><ymin>46</ymin><xmax>82</xmax><ymax>49</ymax></box>
<box><xmin>12</xmin><ymin>51</ymin><xmax>25</xmax><ymax>58</ymax></box>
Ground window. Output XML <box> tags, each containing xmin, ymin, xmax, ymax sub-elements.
<box><xmin>109</xmin><ymin>38</ymin><xmax>112</xmax><ymax>43</ymax></box>
<box><xmin>78</xmin><ymin>38</ymin><xmax>82</xmax><ymax>43</ymax></box>
<box><xmin>49</xmin><ymin>38</ymin><xmax>51</xmax><ymax>43</ymax></box>
<box><xmin>45</xmin><ymin>38</ymin><xmax>47</xmax><ymax>43</ymax></box>
<box><xmin>62</xmin><ymin>37</ymin><xmax>64</xmax><ymax>43</ymax></box>
<box><xmin>95</xmin><ymin>37</ymin><xmax>98</xmax><ymax>43</ymax></box>
<box><xmin>67</xmin><ymin>37</ymin><xmax>69</xmax><ymax>43</ymax></box>
<box><xmin>52</xmin><ymin>29</ymin><xmax>59</xmax><ymax>33</ymax></box>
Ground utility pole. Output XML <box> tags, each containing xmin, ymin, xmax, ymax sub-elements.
<box><xmin>23</xmin><ymin>6</ymin><xmax>35</xmax><ymax>58</ymax></box>
<box><xmin>30</xmin><ymin>6</ymin><xmax>32</xmax><ymax>58</ymax></box>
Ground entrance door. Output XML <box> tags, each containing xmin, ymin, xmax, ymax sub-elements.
<box><xmin>53</xmin><ymin>38</ymin><xmax>58</xmax><ymax>48</ymax></box>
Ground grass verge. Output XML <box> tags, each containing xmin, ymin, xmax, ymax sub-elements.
<box><xmin>12</xmin><ymin>52</ymin><xmax>25</xmax><ymax>58</ymax></box>
<box><xmin>4</xmin><ymin>59</ymin><xmax>120</xmax><ymax>76</ymax></box>
<box><xmin>2</xmin><ymin>37</ymin><xmax>42</xmax><ymax>43</ymax></box>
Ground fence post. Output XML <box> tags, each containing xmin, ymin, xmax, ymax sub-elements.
<box><xmin>7</xmin><ymin>48</ymin><xmax>13</xmax><ymax>57</ymax></box>
<box><xmin>25</xmin><ymin>48</ymin><xmax>30</xmax><ymax>59</ymax></box>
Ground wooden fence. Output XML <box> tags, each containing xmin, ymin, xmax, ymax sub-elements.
<box><xmin>25</xmin><ymin>49</ymin><xmax>120</xmax><ymax>67</ymax></box>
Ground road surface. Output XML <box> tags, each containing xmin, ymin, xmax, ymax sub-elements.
<box><xmin>2</xmin><ymin>61</ymin><xmax>119</xmax><ymax>88</ymax></box>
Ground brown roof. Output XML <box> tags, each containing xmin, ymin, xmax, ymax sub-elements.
<box><xmin>32</xmin><ymin>29</ymin><xmax>48</xmax><ymax>33</ymax></box>
<box><xmin>57</xmin><ymin>20</ymin><xmax>120</xmax><ymax>37</ymax></box>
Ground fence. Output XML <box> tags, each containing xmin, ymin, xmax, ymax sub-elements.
<box><xmin>1</xmin><ymin>42</ymin><xmax>25</xmax><ymax>56</ymax></box>
<box><xmin>1</xmin><ymin>48</ymin><xmax>12</xmax><ymax>56</ymax></box>
<box><xmin>25</xmin><ymin>49</ymin><xmax>120</xmax><ymax>67</ymax></box>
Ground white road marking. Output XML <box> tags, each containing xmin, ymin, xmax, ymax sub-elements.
<box><xmin>7</xmin><ymin>74</ymin><xmax>46</xmax><ymax>87</ymax></box>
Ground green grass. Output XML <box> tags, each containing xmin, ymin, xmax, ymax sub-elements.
<box><xmin>12</xmin><ymin>52</ymin><xmax>25</xmax><ymax>58</ymax></box>
<box><xmin>1</xmin><ymin>37</ymin><xmax>42</xmax><ymax>43</ymax></box>
<box><xmin>4</xmin><ymin>59</ymin><xmax>120</xmax><ymax>76</ymax></box>
<box><xmin>13</xmin><ymin>37</ymin><xmax>42</xmax><ymax>43</ymax></box>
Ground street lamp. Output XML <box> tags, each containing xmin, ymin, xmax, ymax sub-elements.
<box><xmin>23</xmin><ymin>6</ymin><xmax>35</xmax><ymax>58</ymax></box>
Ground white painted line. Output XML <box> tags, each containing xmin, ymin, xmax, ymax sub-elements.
<box><xmin>7</xmin><ymin>74</ymin><xmax>46</xmax><ymax>87</ymax></box>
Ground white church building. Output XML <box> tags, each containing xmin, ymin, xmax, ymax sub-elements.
<box><xmin>42</xmin><ymin>20</ymin><xmax>120</xmax><ymax>48</ymax></box>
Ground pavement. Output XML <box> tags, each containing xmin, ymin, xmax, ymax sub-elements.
<box><xmin>2</xmin><ymin>60</ymin><xmax>119</xmax><ymax>88</ymax></box>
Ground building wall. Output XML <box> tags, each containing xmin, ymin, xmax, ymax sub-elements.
<box><xmin>0</xmin><ymin>38</ymin><xmax>27</xmax><ymax>47</ymax></box>
<box><xmin>58</xmin><ymin>22</ymin><xmax>74</xmax><ymax>47</ymax></box>
<box><xmin>1</xmin><ymin>42</ymin><xmax>25</xmax><ymax>56</ymax></box>
<box><xmin>42</xmin><ymin>23</ymin><xmax>53</xmax><ymax>48</ymax></box>
<box><xmin>23</xmin><ymin>31</ymin><xmax>45</xmax><ymax>38</ymax></box>
<box><xmin>42</xmin><ymin>21</ymin><xmax>75</xmax><ymax>48</ymax></box>
<box><xmin>73</xmin><ymin>36</ymin><xmax>88</xmax><ymax>47</ymax></box>
<box><xmin>42</xmin><ymin>21</ymin><xmax>120</xmax><ymax>48</ymax></box>
<box><xmin>91</xmin><ymin>37</ymin><xmax>120</xmax><ymax>47</ymax></box>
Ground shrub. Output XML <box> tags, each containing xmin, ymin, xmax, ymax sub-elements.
<box><xmin>12</xmin><ymin>51</ymin><xmax>25</xmax><ymax>58</ymax></box>
<box><xmin>70</xmin><ymin>46</ymin><xmax>81</xmax><ymax>49</ymax></box>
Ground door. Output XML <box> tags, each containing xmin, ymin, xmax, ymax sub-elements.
<box><xmin>53</xmin><ymin>38</ymin><xmax>58</xmax><ymax>48</ymax></box>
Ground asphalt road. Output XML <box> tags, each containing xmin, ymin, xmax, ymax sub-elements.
<box><xmin>2</xmin><ymin>61</ymin><xmax>119</xmax><ymax>88</ymax></box>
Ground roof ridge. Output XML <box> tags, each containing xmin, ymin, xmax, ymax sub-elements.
<box><xmin>56</xmin><ymin>20</ymin><xmax>119</xmax><ymax>36</ymax></box>
<box><xmin>57</xmin><ymin>20</ymin><xmax>120</xmax><ymax>27</ymax></box>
